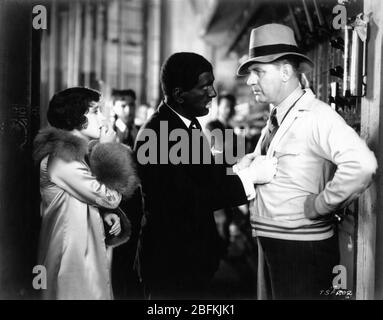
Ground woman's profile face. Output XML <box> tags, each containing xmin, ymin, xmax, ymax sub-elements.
<box><xmin>80</xmin><ymin>101</ymin><xmax>105</xmax><ymax>140</ymax></box>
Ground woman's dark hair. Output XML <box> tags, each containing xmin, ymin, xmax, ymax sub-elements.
<box><xmin>160</xmin><ymin>52</ymin><xmax>213</xmax><ymax>97</ymax></box>
<box><xmin>47</xmin><ymin>87</ymin><xmax>101</xmax><ymax>130</ymax></box>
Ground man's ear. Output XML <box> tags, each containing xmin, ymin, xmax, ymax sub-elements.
<box><xmin>173</xmin><ymin>87</ymin><xmax>184</xmax><ymax>103</ymax></box>
<box><xmin>281</xmin><ymin>64</ymin><xmax>293</xmax><ymax>82</ymax></box>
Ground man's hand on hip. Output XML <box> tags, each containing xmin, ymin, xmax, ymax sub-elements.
<box><xmin>304</xmin><ymin>194</ymin><xmax>322</xmax><ymax>219</ymax></box>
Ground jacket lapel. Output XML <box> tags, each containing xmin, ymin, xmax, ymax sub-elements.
<box><xmin>157</xmin><ymin>102</ymin><xmax>213</xmax><ymax>165</ymax></box>
<box><xmin>267</xmin><ymin>89</ymin><xmax>314</xmax><ymax>157</ymax></box>
<box><xmin>158</xmin><ymin>102</ymin><xmax>189</xmax><ymax>132</ymax></box>
<box><xmin>253</xmin><ymin>127</ymin><xmax>267</xmax><ymax>156</ymax></box>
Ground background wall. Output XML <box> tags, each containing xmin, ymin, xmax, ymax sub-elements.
<box><xmin>0</xmin><ymin>0</ymin><xmax>41</xmax><ymax>299</ymax></box>
<box><xmin>359</xmin><ymin>0</ymin><xmax>383</xmax><ymax>300</ymax></box>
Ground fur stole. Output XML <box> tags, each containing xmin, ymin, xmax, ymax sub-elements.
<box><xmin>33</xmin><ymin>127</ymin><xmax>140</xmax><ymax>199</ymax></box>
<box><xmin>89</xmin><ymin>141</ymin><xmax>140</xmax><ymax>199</ymax></box>
<box><xmin>33</xmin><ymin>127</ymin><xmax>88</xmax><ymax>164</ymax></box>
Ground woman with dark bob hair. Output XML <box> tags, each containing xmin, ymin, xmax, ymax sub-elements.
<box><xmin>34</xmin><ymin>87</ymin><xmax>139</xmax><ymax>299</ymax></box>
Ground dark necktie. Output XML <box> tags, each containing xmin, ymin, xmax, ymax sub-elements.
<box><xmin>189</xmin><ymin>118</ymin><xmax>202</xmax><ymax>131</ymax></box>
<box><xmin>261</xmin><ymin>107</ymin><xmax>279</xmax><ymax>155</ymax></box>
<box><xmin>188</xmin><ymin>117</ymin><xmax>214</xmax><ymax>164</ymax></box>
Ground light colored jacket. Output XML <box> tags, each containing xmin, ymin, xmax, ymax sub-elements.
<box><xmin>34</xmin><ymin>128</ymin><xmax>139</xmax><ymax>299</ymax></box>
<box><xmin>250</xmin><ymin>89</ymin><xmax>377</xmax><ymax>241</ymax></box>
<box><xmin>39</xmin><ymin>157</ymin><xmax>120</xmax><ymax>300</ymax></box>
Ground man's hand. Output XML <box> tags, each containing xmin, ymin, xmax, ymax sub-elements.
<box><xmin>304</xmin><ymin>194</ymin><xmax>322</xmax><ymax>220</ymax></box>
<box><xmin>245</xmin><ymin>156</ymin><xmax>278</xmax><ymax>184</ymax></box>
<box><xmin>103</xmin><ymin>213</ymin><xmax>121</xmax><ymax>236</ymax></box>
<box><xmin>99</xmin><ymin>126</ymin><xmax>117</xmax><ymax>143</ymax></box>
<box><xmin>236</xmin><ymin>153</ymin><xmax>257</xmax><ymax>171</ymax></box>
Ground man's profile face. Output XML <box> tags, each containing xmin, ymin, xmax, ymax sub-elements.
<box><xmin>180</xmin><ymin>71</ymin><xmax>217</xmax><ymax>118</ymax></box>
<box><xmin>246</xmin><ymin>63</ymin><xmax>283</xmax><ymax>105</ymax></box>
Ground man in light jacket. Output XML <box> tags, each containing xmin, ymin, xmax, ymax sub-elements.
<box><xmin>237</xmin><ymin>23</ymin><xmax>378</xmax><ymax>299</ymax></box>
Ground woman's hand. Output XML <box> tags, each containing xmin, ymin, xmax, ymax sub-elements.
<box><xmin>103</xmin><ymin>213</ymin><xmax>121</xmax><ymax>236</ymax></box>
<box><xmin>99</xmin><ymin>126</ymin><xmax>117</xmax><ymax>143</ymax></box>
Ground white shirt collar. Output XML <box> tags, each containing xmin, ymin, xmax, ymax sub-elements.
<box><xmin>164</xmin><ymin>101</ymin><xmax>192</xmax><ymax>128</ymax></box>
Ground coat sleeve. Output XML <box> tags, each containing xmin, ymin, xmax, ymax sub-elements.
<box><xmin>209</xmin><ymin>163</ymin><xmax>249</xmax><ymax>210</ymax></box>
<box><xmin>137</xmin><ymin>162</ymin><xmax>247</xmax><ymax>215</ymax></box>
<box><xmin>48</xmin><ymin>157</ymin><xmax>122</xmax><ymax>209</ymax></box>
<box><xmin>309</xmin><ymin>107</ymin><xmax>377</xmax><ymax>214</ymax></box>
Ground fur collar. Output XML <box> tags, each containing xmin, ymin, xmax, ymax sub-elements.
<box><xmin>33</xmin><ymin>127</ymin><xmax>88</xmax><ymax>164</ymax></box>
<box><xmin>33</xmin><ymin>127</ymin><xmax>140</xmax><ymax>199</ymax></box>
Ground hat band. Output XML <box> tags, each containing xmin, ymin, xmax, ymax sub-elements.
<box><xmin>249</xmin><ymin>44</ymin><xmax>302</xmax><ymax>59</ymax></box>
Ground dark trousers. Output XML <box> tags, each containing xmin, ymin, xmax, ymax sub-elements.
<box><xmin>258</xmin><ymin>235</ymin><xmax>340</xmax><ymax>300</ymax></box>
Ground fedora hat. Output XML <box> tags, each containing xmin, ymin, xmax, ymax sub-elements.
<box><xmin>237</xmin><ymin>24</ymin><xmax>313</xmax><ymax>76</ymax></box>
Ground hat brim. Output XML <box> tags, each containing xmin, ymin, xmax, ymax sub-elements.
<box><xmin>237</xmin><ymin>52</ymin><xmax>314</xmax><ymax>76</ymax></box>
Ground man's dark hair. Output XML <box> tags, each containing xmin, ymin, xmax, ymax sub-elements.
<box><xmin>206</xmin><ymin>119</ymin><xmax>226</xmax><ymax>132</ymax></box>
<box><xmin>47</xmin><ymin>87</ymin><xmax>101</xmax><ymax>130</ymax></box>
<box><xmin>112</xmin><ymin>88</ymin><xmax>136</xmax><ymax>101</ymax></box>
<box><xmin>160</xmin><ymin>52</ymin><xmax>213</xmax><ymax>97</ymax></box>
<box><xmin>273</xmin><ymin>55</ymin><xmax>302</xmax><ymax>75</ymax></box>
<box><xmin>218</xmin><ymin>92</ymin><xmax>236</xmax><ymax>119</ymax></box>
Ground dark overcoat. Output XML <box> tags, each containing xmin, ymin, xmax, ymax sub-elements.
<box><xmin>134</xmin><ymin>103</ymin><xmax>247</xmax><ymax>293</ymax></box>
